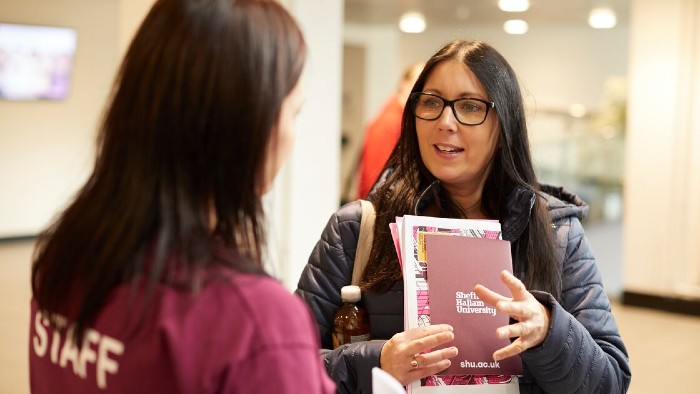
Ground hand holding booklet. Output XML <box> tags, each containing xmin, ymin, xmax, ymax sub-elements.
<box><xmin>395</xmin><ymin>215</ymin><xmax>521</xmax><ymax>394</ymax></box>
<box><xmin>425</xmin><ymin>234</ymin><xmax>522</xmax><ymax>376</ymax></box>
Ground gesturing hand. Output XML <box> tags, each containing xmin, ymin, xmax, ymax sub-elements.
<box><xmin>380</xmin><ymin>324</ymin><xmax>458</xmax><ymax>386</ymax></box>
<box><xmin>474</xmin><ymin>270</ymin><xmax>551</xmax><ymax>361</ymax></box>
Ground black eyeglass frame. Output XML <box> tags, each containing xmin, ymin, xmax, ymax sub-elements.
<box><xmin>409</xmin><ymin>92</ymin><xmax>496</xmax><ymax>126</ymax></box>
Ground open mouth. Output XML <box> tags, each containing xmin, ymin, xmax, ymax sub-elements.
<box><xmin>434</xmin><ymin>144</ymin><xmax>464</xmax><ymax>153</ymax></box>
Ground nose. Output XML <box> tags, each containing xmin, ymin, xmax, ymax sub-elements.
<box><xmin>437</xmin><ymin>103</ymin><xmax>458</xmax><ymax>132</ymax></box>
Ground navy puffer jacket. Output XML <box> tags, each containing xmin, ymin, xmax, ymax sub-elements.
<box><xmin>295</xmin><ymin>185</ymin><xmax>631</xmax><ymax>393</ymax></box>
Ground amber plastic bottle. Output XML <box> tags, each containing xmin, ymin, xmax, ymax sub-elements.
<box><xmin>332</xmin><ymin>285</ymin><xmax>370</xmax><ymax>349</ymax></box>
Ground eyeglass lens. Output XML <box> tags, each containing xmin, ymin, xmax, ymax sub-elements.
<box><xmin>411</xmin><ymin>93</ymin><xmax>491</xmax><ymax>125</ymax></box>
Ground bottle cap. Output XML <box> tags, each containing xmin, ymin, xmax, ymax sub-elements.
<box><xmin>340</xmin><ymin>285</ymin><xmax>361</xmax><ymax>303</ymax></box>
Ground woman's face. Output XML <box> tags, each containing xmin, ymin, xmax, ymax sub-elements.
<box><xmin>416</xmin><ymin>60</ymin><xmax>500</xmax><ymax>193</ymax></box>
<box><xmin>260</xmin><ymin>81</ymin><xmax>305</xmax><ymax>194</ymax></box>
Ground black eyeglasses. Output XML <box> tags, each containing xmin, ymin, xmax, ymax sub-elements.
<box><xmin>409</xmin><ymin>92</ymin><xmax>495</xmax><ymax>126</ymax></box>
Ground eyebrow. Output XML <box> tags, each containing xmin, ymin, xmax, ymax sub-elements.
<box><xmin>422</xmin><ymin>88</ymin><xmax>488</xmax><ymax>100</ymax></box>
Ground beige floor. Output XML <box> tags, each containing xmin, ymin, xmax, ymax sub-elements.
<box><xmin>2</xmin><ymin>239</ymin><xmax>699</xmax><ymax>394</ymax></box>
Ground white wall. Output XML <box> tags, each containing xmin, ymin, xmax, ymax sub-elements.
<box><xmin>344</xmin><ymin>23</ymin><xmax>401</xmax><ymax>127</ymax></box>
<box><xmin>0</xmin><ymin>0</ymin><xmax>119</xmax><ymax>238</ymax></box>
<box><xmin>270</xmin><ymin>0</ymin><xmax>343</xmax><ymax>290</ymax></box>
<box><xmin>624</xmin><ymin>0</ymin><xmax>700</xmax><ymax>297</ymax></box>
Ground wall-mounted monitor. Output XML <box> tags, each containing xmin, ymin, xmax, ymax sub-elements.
<box><xmin>0</xmin><ymin>22</ymin><xmax>78</xmax><ymax>101</ymax></box>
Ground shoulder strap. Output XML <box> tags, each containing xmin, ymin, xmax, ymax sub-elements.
<box><xmin>352</xmin><ymin>199</ymin><xmax>376</xmax><ymax>286</ymax></box>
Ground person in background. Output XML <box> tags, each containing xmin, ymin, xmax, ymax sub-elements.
<box><xmin>29</xmin><ymin>0</ymin><xmax>334</xmax><ymax>393</ymax></box>
<box><xmin>297</xmin><ymin>39</ymin><xmax>631</xmax><ymax>393</ymax></box>
<box><xmin>357</xmin><ymin>62</ymin><xmax>424</xmax><ymax>199</ymax></box>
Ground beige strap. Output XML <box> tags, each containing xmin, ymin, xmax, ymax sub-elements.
<box><xmin>351</xmin><ymin>199</ymin><xmax>376</xmax><ymax>286</ymax></box>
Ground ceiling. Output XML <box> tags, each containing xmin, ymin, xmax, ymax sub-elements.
<box><xmin>345</xmin><ymin>0</ymin><xmax>629</xmax><ymax>29</ymax></box>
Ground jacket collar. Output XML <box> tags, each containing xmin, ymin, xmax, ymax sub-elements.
<box><xmin>500</xmin><ymin>186</ymin><xmax>536</xmax><ymax>242</ymax></box>
<box><xmin>538</xmin><ymin>184</ymin><xmax>589</xmax><ymax>222</ymax></box>
<box><xmin>413</xmin><ymin>181</ymin><xmax>536</xmax><ymax>242</ymax></box>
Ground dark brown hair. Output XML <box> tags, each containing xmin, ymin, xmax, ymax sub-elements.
<box><xmin>31</xmin><ymin>0</ymin><xmax>306</xmax><ymax>340</ymax></box>
<box><xmin>361</xmin><ymin>40</ymin><xmax>560</xmax><ymax>298</ymax></box>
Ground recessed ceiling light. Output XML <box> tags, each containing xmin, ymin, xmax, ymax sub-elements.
<box><xmin>399</xmin><ymin>12</ymin><xmax>426</xmax><ymax>33</ymax></box>
<box><xmin>588</xmin><ymin>8</ymin><xmax>617</xmax><ymax>29</ymax></box>
<box><xmin>498</xmin><ymin>0</ymin><xmax>530</xmax><ymax>12</ymax></box>
<box><xmin>503</xmin><ymin>19</ymin><xmax>528</xmax><ymax>34</ymax></box>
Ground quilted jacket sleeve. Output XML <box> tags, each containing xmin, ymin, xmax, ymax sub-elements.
<box><xmin>520</xmin><ymin>216</ymin><xmax>631</xmax><ymax>393</ymax></box>
<box><xmin>295</xmin><ymin>202</ymin><xmax>385</xmax><ymax>394</ymax></box>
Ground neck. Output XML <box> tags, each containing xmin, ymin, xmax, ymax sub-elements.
<box><xmin>440</xmin><ymin>183</ymin><xmax>485</xmax><ymax>219</ymax></box>
<box><xmin>462</xmin><ymin>198</ymin><xmax>483</xmax><ymax>219</ymax></box>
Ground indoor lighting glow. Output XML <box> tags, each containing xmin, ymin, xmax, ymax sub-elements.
<box><xmin>498</xmin><ymin>0</ymin><xmax>530</xmax><ymax>12</ymax></box>
<box><xmin>503</xmin><ymin>19</ymin><xmax>529</xmax><ymax>35</ymax></box>
<box><xmin>588</xmin><ymin>7</ymin><xmax>617</xmax><ymax>29</ymax></box>
<box><xmin>568</xmin><ymin>103</ymin><xmax>587</xmax><ymax>118</ymax></box>
<box><xmin>399</xmin><ymin>12</ymin><xmax>426</xmax><ymax>33</ymax></box>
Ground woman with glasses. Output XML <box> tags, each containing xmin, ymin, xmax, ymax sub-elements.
<box><xmin>29</xmin><ymin>0</ymin><xmax>334</xmax><ymax>392</ymax></box>
<box><xmin>296</xmin><ymin>39</ymin><xmax>631</xmax><ymax>393</ymax></box>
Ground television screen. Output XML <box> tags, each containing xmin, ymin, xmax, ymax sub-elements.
<box><xmin>0</xmin><ymin>22</ymin><xmax>77</xmax><ymax>100</ymax></box>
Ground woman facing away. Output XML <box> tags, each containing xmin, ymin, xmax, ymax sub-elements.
<box><xmin>296</xmin><ymin>39</ymin><xmax>631</xmax><ymax>393</ymax></box>
<box><xmin>29</xmin><ymin>0</ymin><xmax>334</xmax><ymax>392</ymax></box>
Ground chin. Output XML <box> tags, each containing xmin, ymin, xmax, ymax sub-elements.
<box><xmin>429</xmin><ymin>168</ymin><xmax>466</xmax><ymax>184</ymax></box>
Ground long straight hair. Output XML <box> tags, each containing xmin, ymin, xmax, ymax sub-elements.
<box><xmin>361</xmin><ymin>40</ymin><xmax>559</xmax><ymax>298</ymax></box>
<box><xmin>31</xmin><ymin>0</ymin><xmax>306</xmax><ymax>340</ymax></box>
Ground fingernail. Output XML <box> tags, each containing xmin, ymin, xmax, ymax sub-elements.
<box><xmin>447</xmin><ymin>325</ymin><xmax>454</xmax><ymax>331</ymax></box>
<box><xmin>452</xmin><ymin>346</ymin><xmax>459</xmax><ymax>355</ymax></box>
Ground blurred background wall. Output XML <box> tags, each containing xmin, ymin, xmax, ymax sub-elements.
<box><xmin>0</xmin><ymin>0</ymin><xmax>698</xmax><ymax>324</ymax></box>
<box><xmin>1</xmin><ymin>1</ymin><xmax>700</xmax><ymax>393</ymax></box>
<box><xmin>339</xmin><ymin>0</ymin><xmax>700</xmax><ymax>308</ymax></box>
<box><xmin>0</xmin><ymin>0</ymin><xmax>118</xmax><ymax>238</ymax></box>
<box><xmin>624</xmin><ymin>0</ymin><xmax>700</xmax><ymax>303</ymax></box>
<box><xmin>0</xmin><ymin>0</ymin><xmax>343</xmax><ymax>291</ymax></box>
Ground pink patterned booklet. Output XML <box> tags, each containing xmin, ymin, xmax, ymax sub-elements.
<box><xmin>392</xmin><ymin>215</ymin><xmax>520</xmax><ymax>394</ymax></box>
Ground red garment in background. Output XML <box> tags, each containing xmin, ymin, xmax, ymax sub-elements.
<box><xmin>358</xmin><ymin>94</ymin><xmax>404</xmax><ymax>198</ymax></box>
